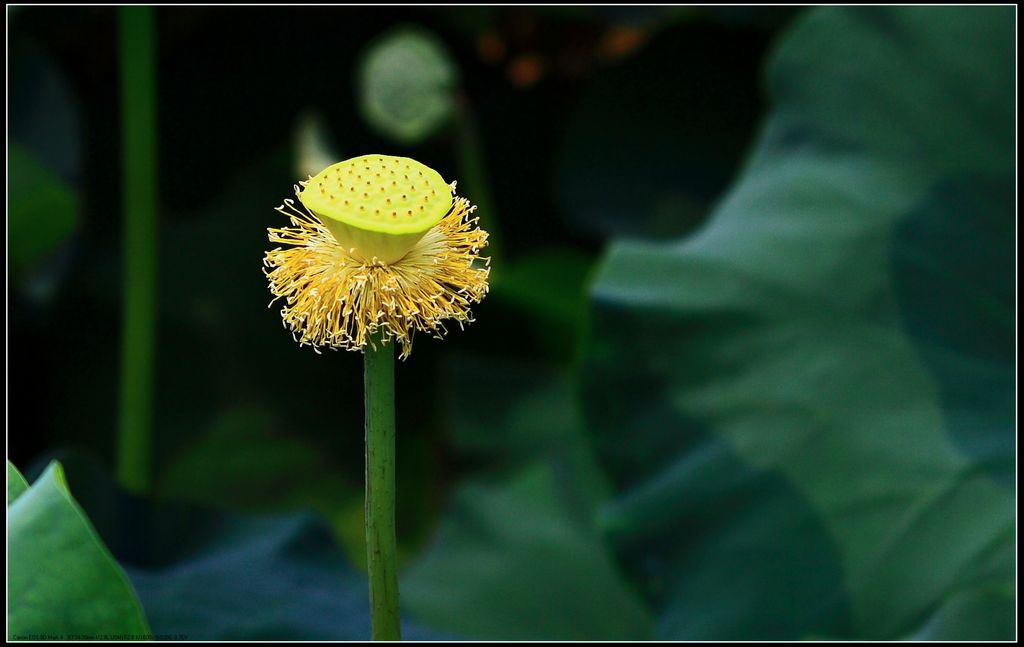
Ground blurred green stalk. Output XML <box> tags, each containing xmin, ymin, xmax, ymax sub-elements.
<box><xmin>116</xmin><ymin>6</ymin><xmax>158</xmax><ymax>494</ymax></box>
<box><xmin>364</xmin><ymin>339</ymin><xmax>401</xmax><ymax>641</ymax></box>
<box><xmin>454</xmin><ymin>104</ymin><xmax>502</xmax><ymax>272</ymax></box>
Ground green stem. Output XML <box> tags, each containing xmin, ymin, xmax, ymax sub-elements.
<box><xmin>364</xmin><ymin>339</ymin><xmax>401</xmax><ymax>641</ymax></box>
<box><xmin>116</xmin><ymin>6</ymin><xmax>158</xmax><ymax>494</ymax></box>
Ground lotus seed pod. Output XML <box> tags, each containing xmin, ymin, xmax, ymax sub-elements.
<box><xmin>299</xmin><ymin>154</ymin><xmax>453</xmax><ymax>263</ymax></box>
<box><xmin>266</xmin><ymin>154</ymin><xmax>489</xmax><ymax>357</ymax></box>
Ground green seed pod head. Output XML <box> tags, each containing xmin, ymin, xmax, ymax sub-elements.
<box><xmin>299</xmin><ymin>155</ymin><xmax>453</xmax><ymax>263</ymax></box>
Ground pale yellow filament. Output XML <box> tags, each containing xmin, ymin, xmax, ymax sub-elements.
<box><xmin>263</xmin><ymin>186</ymin><xmax>489</xmax><ymax>359</ymax></box>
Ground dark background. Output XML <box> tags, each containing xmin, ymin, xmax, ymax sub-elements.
<box><xmin>9</xmin><ymin>6</ymin><xmax>787</xmax><ymax>538</ymax></box>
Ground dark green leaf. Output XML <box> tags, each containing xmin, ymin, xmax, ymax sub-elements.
<box><xmin>8</xmin><ymin>144</ymin><xmax>78</xmax><ymax>276</ymax></box>
<box><xmin>403</xmin><ymin>463</ymin><xmax>653</xmax><ymax>641</ymax></box>
<box><xmin>54</xmin><ymin>455</ymin><xmax>447</xmax><ymax>641</ymax></box>
<box><xmin>127</xmin><ymin>513</ymin><xmax>445</xmax><ymax>641</ymax></box>
<box><xmin>404</xmin><ymin>360</ymin><xmax>652</xmax><ymax>640</ymax></box>
<box><xmin>907</xmin><ymin>583</ymin><xmax>1015</xmax><ymax>641</ymax></box>
<box><xmin>156</xmin><ymin>405</ymin><xmax>365</xmax><ymax>564</ymax></box>
<box><xmin>583</xmin><ymin>6</ymin><xmax>1014</xmax><ymax>640</ymax></box>
<box><xmin>442</xmin><ymin>356</ymin><xmax>611</xmax><ymax>510</ymax></box>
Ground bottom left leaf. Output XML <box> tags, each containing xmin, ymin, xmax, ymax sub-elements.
<box><xmin>7</xmin><ymin>460</ymin><xmax>150</xmax><ymax>641</ymax></box>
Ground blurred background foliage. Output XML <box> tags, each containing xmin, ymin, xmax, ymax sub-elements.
<box><xmin>7</xmin><ymin>5</ymin><xmax>1015</xmax><ymax>641</ymax></box>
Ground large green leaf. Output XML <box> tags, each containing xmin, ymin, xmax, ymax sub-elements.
<box><xmin>402</xmin><ymin>359</ymin><xmax>653</xmax><ymax>640</ymax></box>
<box><xmin>7</xmin><ymin>461</ymin><xmax>150</xmax><ymax>640</ymax></box>
<box><xmin>582</xmin><ymin>6</ymin><xmax>1014</xmax><ymax>641</ymax></box>
<box><xmin>404</xmin><ymin>462</ymin><xmax>653</xmax><ymax>641</ymax></box>
<box><xmin>47</xmin><ymin>454</ymin><xmax>447</xmax><ymax>641</ymax></box>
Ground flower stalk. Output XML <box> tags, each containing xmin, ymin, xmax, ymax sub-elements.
<box><xmin>265</xmin><ymin>154</ymin><xmax>489</xmax><ymax>641</ymax></box>
<box><xmin>117</xmin><ymin>5</ymin><xmax>158</xmax><ymax>493</ymax></box>
<box><xmin>364</xmin><ymin>336</ymin><xmax>400</xmax><ymax>641</ymax></box>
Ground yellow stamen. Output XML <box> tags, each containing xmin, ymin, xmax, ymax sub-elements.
<box><xmin>264</xmin><ymin>187</ymin><xmax>489</xmax><ymax>359</ymax></box>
